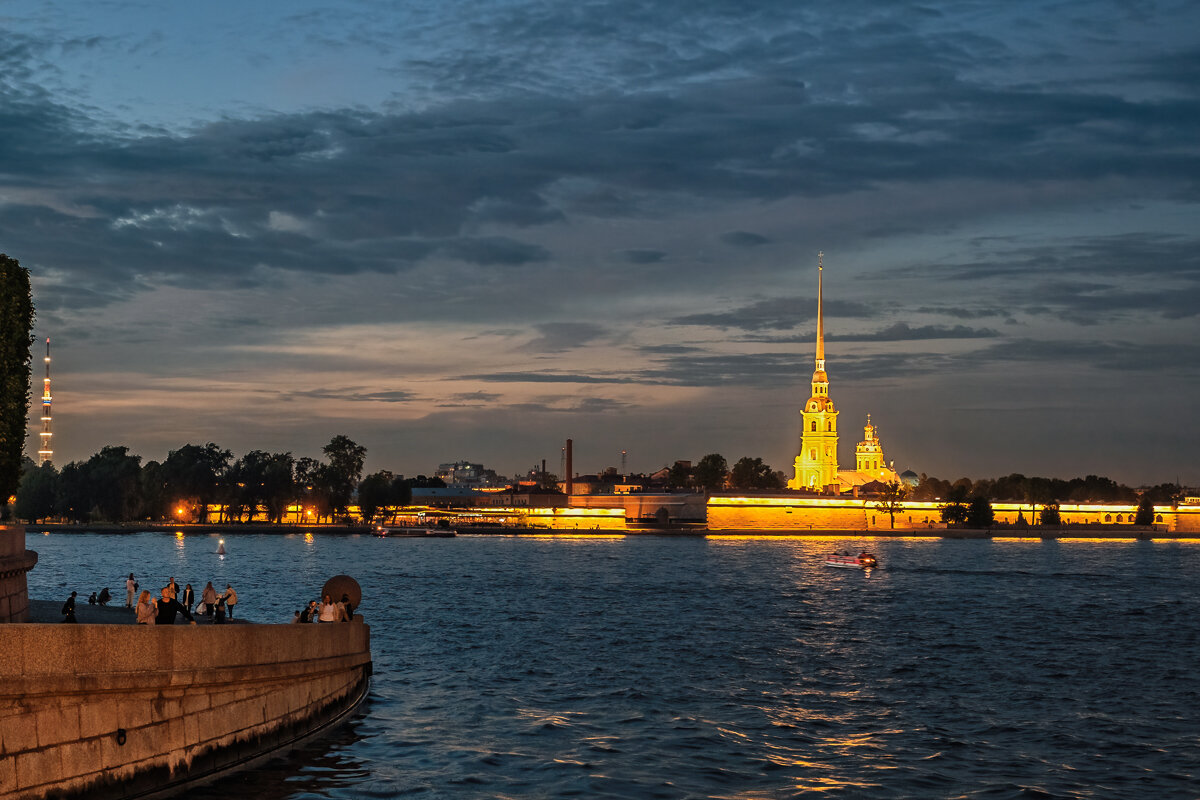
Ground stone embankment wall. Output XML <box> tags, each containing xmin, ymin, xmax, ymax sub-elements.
<box><xmin>0</xmin><ymin>526</ymin><xmax>37</xmax><ymax>623</ymax></box>
<box><xmin>0</xmin><ymin>621</ymin><xmax>371</xmax><ymax>800</ymax></box>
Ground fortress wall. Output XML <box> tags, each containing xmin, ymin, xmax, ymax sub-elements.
<box><xmin>707</xmin><ymin>498</ymin><xmax>1192</xmax><ymax>533</ymax></box>
<box><xmin>0</xmin><ymin>621</ymin><xmax>371</xmax><ymax>800</ymax></box>
<box><xmin>707</xmin><ymin>499</ymin><xmax>869</xmax><ymax>530</ymax></box>
<box><xmin>0</xmin><ymin>526</ymin><xmax>37</xmax><ymax>623</ymax></box>
<box><xmin>568</xmin><ymin>494</ymin><xmax>708</xmax><ymax>522</ymax></box>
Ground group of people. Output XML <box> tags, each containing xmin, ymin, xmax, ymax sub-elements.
<box><xmin>292</xmin><ymin>592</ymin><xmax>355</xmax><ymax>624</ymax></box>
<box><xmin>86</xmin><ymin>588</ymin><xmax>112</xmax><ymax>606</ymax></box>
<box><xmin>123</xmin><ymin>574</ymin><xmax>239</xmax><ymax>626</ymax></box>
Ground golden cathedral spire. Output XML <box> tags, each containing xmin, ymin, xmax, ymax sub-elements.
<box><xmin>815</xmin><ymin>251</ymin><xmax>825</xmax><ymax>369</ymax></box>
<box><xmin>789</xmin><ymin>252</ymin><xmax>839</xmax><ymax>491</ymax></box>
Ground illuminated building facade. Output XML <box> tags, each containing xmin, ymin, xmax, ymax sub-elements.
<box><xmin>838</xmin><ymin>415</ymin><xmax>900</xmax><ymax>489</ymax></box>
<box><xmin>787</xmin><ymin>255</ymin><xmax>898</xmax><ymax>493</ymax></box>
<box><xmin>789</xmin><ymin>253</ymin><xmax>839</xmax><ymax>491</ymax></box>
<box><xmin>37</xmin><ymin>338</ymin><xmax>52</xmax><ymax>465</ymax></box>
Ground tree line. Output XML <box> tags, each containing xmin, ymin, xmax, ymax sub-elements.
<box><xmin>664</xmin><ymin>454</ymin><xmax>787</xmax><ymax>491</ymax></box>
<box><xmin>7</xmin><ymin>436</ymin><xmax>445</xmax><ymax>525</ymax></box>
<box><xmin>909</xmin><ymin>472</ymin><xmax>1180</xmax><ymax>528</ymax></box>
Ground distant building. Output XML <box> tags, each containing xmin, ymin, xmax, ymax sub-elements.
<box><xmin>839</xmin><ymin>415</ymin><xmax>901</xmax><ymax>491</ymax></box>
<box><xmin>434</xmin><ymin>461</ymin><xmax>505</xmax><ymax>488</ymax></box>
<box><xmin>788</xmin><ymin>254</ymin><xmax>899</xmax><ymax>493</ymax></box>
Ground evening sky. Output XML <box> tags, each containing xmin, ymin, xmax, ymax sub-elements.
<box><xmin>5</xmin><ymin>0</ymin><xmax>1199</xmax><ymax>484</ymax></box>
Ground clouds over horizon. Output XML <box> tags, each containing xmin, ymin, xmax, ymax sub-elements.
<box><xmin>4</xmin><ymin>0</ymin><xmax>1199</xmax><ymax>482</ymax></box>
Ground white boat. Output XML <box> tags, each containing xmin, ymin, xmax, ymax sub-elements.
<box><xmin>825</xmin><ymin>551</ymin><xmax>877</xmax><ymax>569</ymax></box>
<box><xmin>375</xmin><ymin>526</ymin><xmax>456</xmax><ymax>538</ymax></box>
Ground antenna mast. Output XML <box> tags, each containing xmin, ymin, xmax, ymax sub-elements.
<box><xmin>38</xmin><ymin>338</ymin><xmax>53</xmax><ymax>464</ymax></box>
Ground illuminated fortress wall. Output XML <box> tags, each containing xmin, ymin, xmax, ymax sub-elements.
<box><xmin>708</xmin><ymin>497</ymin><xmax>1199</xmax><ymax>532</ymax></box>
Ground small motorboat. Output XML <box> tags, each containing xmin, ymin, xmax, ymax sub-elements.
<box><xmin>375</xmin><ymin>526</ymin><xmax>456</xmax><ymax>538</ymax></box>
<box><xmin>825</xmin><ymin>550</ymin><xmax>878</xmax><ymax>569</ymax></box>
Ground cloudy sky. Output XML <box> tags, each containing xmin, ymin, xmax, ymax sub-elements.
<box><xmin>6</xmin><ymin>0</ymin><xmax>1199</xmax><ymax>485</ymax></box>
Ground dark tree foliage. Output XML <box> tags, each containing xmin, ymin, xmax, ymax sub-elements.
<box><xmin>14</xmin><ymin>458</ymin><xmax>57</xmax><ymax>522</ymax></box>
<box><xmin>919</xmin><ymin>472</ymin><xmax>1144</xmax><ymax>504</ymax></box>
<box><xmin>939</xmin><ymin>483</ymin><xmax>970</xmax><ymax>524</ymax></box>
<box><xmin>261</xmin><ymin>452</ymin><xmax>296</xmax><ymax>523</ymax></box>
<box><xmin>357</xmin><ymin>470</ymin><xmax>394</xmax><ymax>524</ymax></box>
<box><xmin>391</xmin><ymin>475</ymin><xmax>414</xmax><ymax>507</ymax></box>
<box><xmin>0</xmin><ymin>254</ymin><xmax>33</xmax><ymax>502</ymax></box>
<box><xmin>55</xmin><ymin>462</ymin><xmax>90</xmax><ymax>521</ymax></box>
<box><xmin>911</xmin><ymin>474</ymin><xmax>953</xmax><ymax>501</ymax></box>
<box><xmin>1134</xmin><ymin>495</ymin><xmax>1156</xmax><ymax>526</ymax></box>
<box><xmin>1039</xmin><ymin>503</ymin><xmax>1061</xmax><ymax>526</ymax></box>
<box><xmin>162</xmin><ymin>443</ymin><xmax>232</xmax><ymax>523</ymax></box>
<box><xmin>965</xmin><ymin>495</ymin><xmax>995</xmax><ymax>528</ymax></box>
<box><xmin>666</xmin><ymin>461</ymin><xmax>692</xmax><ymax>489</ymax></box>
<box><xmin>693</xmin><ymin>453</ymin><xmax>728</xmax><ymax>492</ymax></box>
<box><xmin>138</xmin><ymin>461</ymin><xmax>168</xmax><ymax>521</ymax></box>
<box><xmin>729</xmin><ymin>457</ymin><xmax>784</xmax><ymax>490</ymax></box>
<box><xmin>222</xmin><ymin>450</ymin><xmax>294</xmax><ymax>523</ymax></box>
<box><xmin>323</xmin><ymin>435</ymin><xmax>367</xmax><ymax>518</ymax></box>
<box><xmin>93</xmin><ymin>446</ymin><xmax>144</xmax><ymax>521</ymax></box>
<box><xmin>873</xmin><ymin>480</ymin><xmax>907</xmax><ymax>529</ymax></box>
<box><xmin>1140</xmin><ymin>483</ymin><xmax>1183</xmax><ymax>505</ymax></box>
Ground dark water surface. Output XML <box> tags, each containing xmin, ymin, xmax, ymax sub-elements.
<box><xmin>24</xmin><ymin>532</ymin><xmax>1200</xmax><ymax>799</ymax></box>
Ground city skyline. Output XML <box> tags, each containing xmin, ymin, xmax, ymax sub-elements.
<box><xmin>5</xmin><ymin>1</ymin><xmax>1199</xmax><ymax>485</ymax></box>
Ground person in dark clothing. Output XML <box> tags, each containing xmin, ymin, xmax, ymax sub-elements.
<box><xmin>98</xmin><ymin>587</ymin><xmax>111</xmax><ymax>606</ymax></box>
<box><xmin>62</xmin><ymin>591</ymin><xmax>77</xmax><ymax>623</ymax></box>
<box><xmin>213</xmin><ymin>596</ymin><xmax>227</xmax><ymax>624</ymax></box>
<box><xmin>341</xmin><ymin>593</ymin><xmax>355</xmax><ymax>621</ymax></box>
<box><xmin>181</xmin><ymin>583</ymin><xmax>195</xmax><ymax>611</ymax></box>
<box><xmin>155</xmin><ymin>587</ymin><xmax>198</xmax><ymax>625</ymax></box>
<box><xmin>299</xmin><ymin>600</ymin><xmax>318</xmax><ymax>623</ymax></box>
<box><xmin>87</xmin><ymin>592</ymin><xmax>97</xmax><ymax>605</ymax></box>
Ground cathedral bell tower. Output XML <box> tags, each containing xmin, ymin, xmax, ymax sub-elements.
<box><xmin>789</xmin><ymin>253</ymin><xmax>839</xmax><ymax>491</ymax></box>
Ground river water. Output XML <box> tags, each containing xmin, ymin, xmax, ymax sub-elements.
<box><xmin>23</xmin><ymin>532</ymin><xmax>1200</xmax><ymax>799</ymax></box>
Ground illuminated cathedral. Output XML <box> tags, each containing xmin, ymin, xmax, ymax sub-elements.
<box><xmin>788</xmin><ymin>254</ymin><xmax>899</xmax><ymax>493</ymax></box>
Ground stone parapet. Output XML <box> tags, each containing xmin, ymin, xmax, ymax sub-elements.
<box><xmin>0</xmin><ymin>620</ymin><xmax>371</xmax><ymax>799</ymax></box>
<box><xmin>0</xmin><ymin>526</ymin><xmax>38</xmax><ymax>623</ymax></box>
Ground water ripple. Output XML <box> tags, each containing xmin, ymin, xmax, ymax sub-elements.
<box><xmin>22</xmin><ymin>533</ymin><xmax>1200</xmax><ymax>798</ymax></box>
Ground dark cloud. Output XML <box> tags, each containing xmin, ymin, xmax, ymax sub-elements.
<box><xmin>832</xmin><ymin>323</ymin><xmax>999</xmax><ymax>341</ymax></box>
<box><xmin>720</xmin><ymin>231</ymin><xmax>770</xmax><ymax>248</ymax></box>
<box><xmin>438</xmin><ymin>236</ymin><xmax>549</xmax><ymax>266</ymax></box>
<box><xmin>4</xmin><ymin>0</ymin><xmax>1197</xmax><ymax>316</ymax></box>
<box><xmin>449</xmin><ymin>391</ymin><xmax>501</xmax><ymax>403</ymax></box>
<box><xmin>286</xmin><ymin>388</ymin><xmax>417</xmax><ymax>403</ymax></box>
<box><xmin>507</xmin><ymin>397</ymin><xmax>632</xmax><ymax>414</ymax></box>
<box><xmin>964</xmin><ymin>338</ymin><xmax>1200</xmax><ymax>374</ymax></box>
<box><xmin>637</xmin><ymin>353</ymin><xmax>808</xmax><ymax>387</ymax></box>
<box><xmin>521</xmin><ymin>322</ymin><xmax>608</xmax><ymax>353</ymax></box>
<box><xmin>618</xmin><ymin>249</ymin><xmax>667</xmax><ymax>264</ymax></box>
<box><xmin>460</xmin><ymin>371</ymin><xmax>636</xmax><ymax>384</ymax></box>
<box><xmin>670</xmin><ymin>297</ymin><xmax>875</xmax><ymax>331</ymax></box>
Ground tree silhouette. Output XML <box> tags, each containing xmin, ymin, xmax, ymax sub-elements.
<box><xmin>0</xmin><ymin>254</ymin><xmax>33</xmax><ymax>503</ymax></box>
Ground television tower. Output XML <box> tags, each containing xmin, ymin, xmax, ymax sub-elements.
<box><xmin>37</xmin><ymin>338</ymin><xmax>53</xmax><ymax>464</ymax></box>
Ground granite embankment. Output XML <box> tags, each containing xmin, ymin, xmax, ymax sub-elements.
<box><xmin>0</xmin><ymin>616</ymin><xmax>371</xmax><ymax>800</ymax></box>
<box><xmin>0</xmin><ymin>525</ymin><xmax>372</xmax><ymax>800</ymax></box>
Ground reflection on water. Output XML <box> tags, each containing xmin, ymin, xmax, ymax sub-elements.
<box><xmin>23</xmin><ymin>533</ymin><xmax>1200</xmax><ymax>799</ymax></box>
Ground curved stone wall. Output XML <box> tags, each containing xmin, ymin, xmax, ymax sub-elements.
<box><xmin>0</xmin><ymin>621</ymin><xmax>371</xmax><ymax>799</ymax></box>
<box><xmin>0</xmin><ymin>526</ymin><xmax>38</xmax><ymax>623</ymax></box>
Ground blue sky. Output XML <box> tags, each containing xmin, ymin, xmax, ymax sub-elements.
<box><xmin>5</xmin><ymin>0</ymin><xmax>1199</xmax><ymax>484</ymax></box>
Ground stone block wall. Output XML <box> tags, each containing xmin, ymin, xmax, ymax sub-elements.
<box><xmin>0</xmin><ymin>526</ymin><xmax>37</xmax><ymax>623</ymax></box>
<box><xmin>0</xmin><ymin>620</ymin><xmax>371</xmax><ymax>799</ymax></box>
